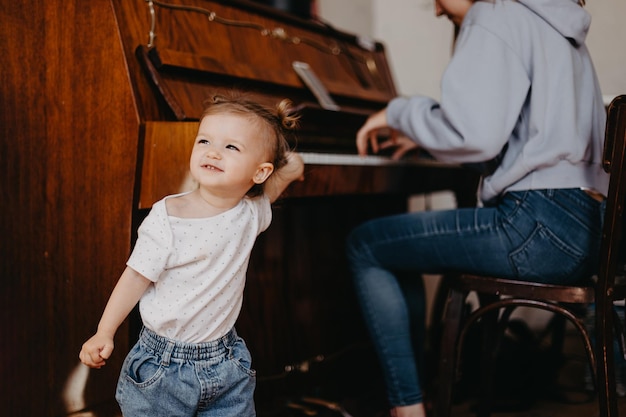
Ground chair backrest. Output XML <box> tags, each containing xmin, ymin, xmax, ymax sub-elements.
<box><xmin>594</xmin><ymin>95</ymin><xmax>626</xmax><ymax>417</ymax></box>
<box><xmin>598</xmin><ymin>95</ymin><xmax>626</xmax><ymax>299</ymax></box>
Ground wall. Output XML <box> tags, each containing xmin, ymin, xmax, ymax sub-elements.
<box><xmin>586</xmin><ymin>0</ymin><xmax>626</xmax><ymax>101</ymax></box>
<box><xmin>318</xmin><ymin>0</ymin><xmax>626</xmax><ymax>101</ymax></box>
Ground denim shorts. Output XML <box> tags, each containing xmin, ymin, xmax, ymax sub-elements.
<box><xmin>116</xmin><ymin>327</ymin><xmax>256</xmax><ymax>417</ymax></box>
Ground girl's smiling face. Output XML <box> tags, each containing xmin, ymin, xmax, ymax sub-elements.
<box><xmin>189</xmin><ymin>113</ymin><xmax>274</xmax><ymax>198</ymax></box>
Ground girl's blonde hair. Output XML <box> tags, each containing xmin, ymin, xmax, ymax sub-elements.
<box><xmin>201</xmin><ymin>91</ymin><xmax>300</xmax><ymax>197</ymax></box>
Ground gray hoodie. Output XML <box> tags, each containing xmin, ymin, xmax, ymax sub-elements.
<box><xmin>386</xmin><ymin>0</ymin><xmax>608</xmax><ymax>203</ymax></box>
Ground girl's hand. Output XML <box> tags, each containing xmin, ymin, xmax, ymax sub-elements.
<box><xmin>282</xmin><ymin>151</ymin><xmax>305</xmax><ymax>182</ymax></box>
<box><xmin>79</xmin><ymin>332</ymin><xmax>114</xmax><ymax>369</ymax></box>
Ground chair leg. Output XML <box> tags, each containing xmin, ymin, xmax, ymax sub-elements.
<box><xmin>596</xmin><ymin>297</ymin><xmax>619</xmax><ymax>417</ymax></box>
<box><xmin>434</xmin><ymin>286</ymin><xmax>466</xmax><ymax>417</ymax></box>
<box><xmin>475</xmin><ymin>294</ymin><xmax>500</xmax><ymax>417</ymax></box>
<box><xmin>548</xmin><ymin>314</ymin><xmax>566</xmax><ymax>358</ymax></box>
<box><xmin>613</xmin><ymin>307</ymin><xmax>626</xmax><ymax>361</ymax></box>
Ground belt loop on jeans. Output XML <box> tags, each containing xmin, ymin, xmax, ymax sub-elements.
<box><xmin>581</xmin><ymin>187</ymin><xmax>606</xmax><ymax>202</ymax></box>
<box><xmin>161</xmin><ymin>340</ymin><xmax>175</xmax><ymax>366</ymax></box>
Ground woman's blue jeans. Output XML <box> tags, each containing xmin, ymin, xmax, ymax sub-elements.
<box><xmin>345</xmin><ymin>188</ymin><xmax>605</xmax><ymax>407</ymax></box>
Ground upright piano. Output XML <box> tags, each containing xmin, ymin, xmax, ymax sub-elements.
<box><xmin>0</xmin><ymin>0</ymin><xmax>478</xmax><ymax>415</ymax></box>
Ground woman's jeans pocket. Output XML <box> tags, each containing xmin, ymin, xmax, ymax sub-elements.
<box><xmin>509</xmin><ymin>222</ymin><xmax>585</xmax><ymax>283</ymax></box>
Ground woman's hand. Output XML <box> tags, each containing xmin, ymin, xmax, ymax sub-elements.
<box><xmin>356</xmin><ymin>108</ymin><xmax>393</xmax><ymax>156</ymax></box>
<box><xmin>378</xmin><ymin>135</ymin><xmax>420</xmax><ymax>160</ymax></box>
<box><xmin>356</xmin><ymin>108</ymin><xmax>419</xmax><ymax>160</ymax></box>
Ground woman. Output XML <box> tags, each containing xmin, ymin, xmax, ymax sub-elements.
<box><xmin>346</xmin><ymin>0</ymin><xmax>607</xmax><ymax>416</ymax></box>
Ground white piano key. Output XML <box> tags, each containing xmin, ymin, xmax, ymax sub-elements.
<box><xmin>299</xmin><ymin>152</ymin><xmax>450</xmax><ymax>168</ymax></box>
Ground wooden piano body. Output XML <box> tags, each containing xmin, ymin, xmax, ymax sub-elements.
<box><xmin>0</xmin><ymin>0</ymin><xmax>478</xmax><ymax>415</ymax></box>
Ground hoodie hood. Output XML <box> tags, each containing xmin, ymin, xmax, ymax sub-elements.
<box><xmin>517</xmin><ymin>0</ymin><xmax>590</xmax><ymax>45</ymax></box>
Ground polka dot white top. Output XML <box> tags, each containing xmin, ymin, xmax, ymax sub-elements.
<box><xmin>127</xmin><ymin>192</ymin><xmax>272</xmax><ymax>343</ymax></box>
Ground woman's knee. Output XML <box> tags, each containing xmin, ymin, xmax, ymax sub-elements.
<box><xmin>345</xmin><ymin>221</ymin><xmax>374</xmax><ymax>265</ymax></box>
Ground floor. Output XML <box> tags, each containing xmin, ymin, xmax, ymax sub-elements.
<box><xmin>447</xmin><ymin>327</ymin><xmax>626</xmax><ymax>417</ymax></box>
<box><xmin>441</xmin><ymin>327</ymin><xmax>626</xmax><ymax>417</ymax></box>
<box><xmin>70</xmin><ymin>331</ymin><xmax>626</xmax><ymax>417</ymax></box>
<box><xmin>73</xmin><ymin>390</ymin><xmax>626</xmax><ymax>417</ymax></box>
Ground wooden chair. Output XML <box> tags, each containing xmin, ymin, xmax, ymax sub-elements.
<box><xmin>433</xmin><ymin>95</ymin><xmax>626</xmax><ymax>417</ymax></box>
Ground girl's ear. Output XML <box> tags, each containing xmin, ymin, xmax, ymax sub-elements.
<box><xmin>253</xmin><ymin>162</ymin><xmax>274</xmax><ymax>184</ymax></box>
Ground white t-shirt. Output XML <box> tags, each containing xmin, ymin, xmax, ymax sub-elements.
<box><xmin>127</xmin><ymin>192</ymin><xmax>272</xmax><ymax>343</ymax></box>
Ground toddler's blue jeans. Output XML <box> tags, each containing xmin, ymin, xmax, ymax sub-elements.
<box><xmin>116</xmin><ymin>327</ymin><xmax>256</xmax><ymax>417</ymax></box>
<box><xmin>345</xmin><ymin>188</ymin><xmax>605</xmax><ymax>407</ymax></box>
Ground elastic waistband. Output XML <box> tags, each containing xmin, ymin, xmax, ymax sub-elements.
<box><xmin>139</xmin><ymin>327</ymin><xmax>237</xmax><ymax>360</ymax></box>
